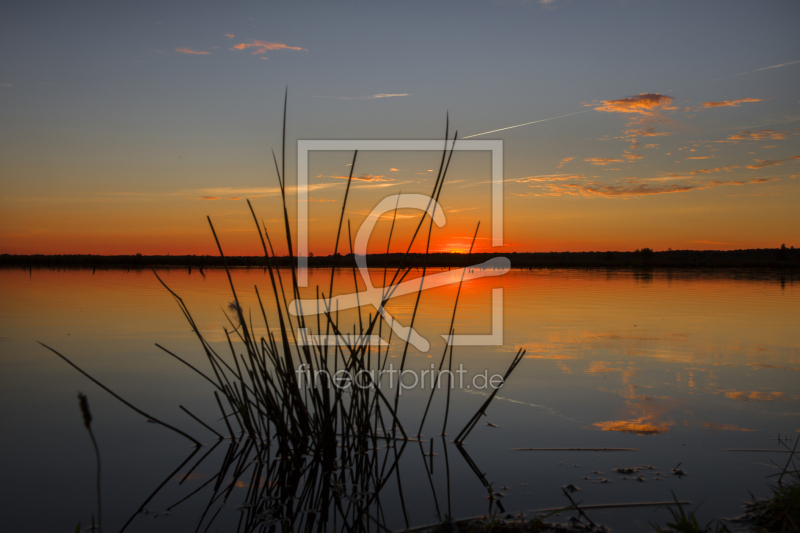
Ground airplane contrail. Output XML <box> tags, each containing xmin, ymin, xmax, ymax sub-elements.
<box><xmin>753</xmin><ymin>58</ymin><xmax>800</xmax><ymax>72</ymax></box>
<box><xmin>710</xmin><ymin>58</ymin><xmax>800</xmax><ymax>82</ymax></box>
<box><xmin>462</xmin><ymin>110</ymin><xmax>586</xmax><ymax>139</ymax></box>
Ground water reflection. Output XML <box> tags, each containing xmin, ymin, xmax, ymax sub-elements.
<box><xmin>122</xmin><ymin>434</ymin><xmax>511</xmax><ymax>532</ymax></box>
<box><xmin>0</xmin><ymin>267</ymin><xmax>799</xmax><ymax>531</ymax></box>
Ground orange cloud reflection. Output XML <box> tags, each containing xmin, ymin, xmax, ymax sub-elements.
<box><xmin>593</xmin><ymin>416</ymin><xmax>674</xmax><ymax>435</ymax></box>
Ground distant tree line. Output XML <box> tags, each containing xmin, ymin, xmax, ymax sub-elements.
<box><xmin>1</xmin><ymin>246</ymin><xmax>798</xmax><ymax>270</ymax></box>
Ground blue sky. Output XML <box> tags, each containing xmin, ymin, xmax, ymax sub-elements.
<box><xmin>1</xmin><ymin>0</ymin><xmax>799</xmax><ymax>254</ymax></box>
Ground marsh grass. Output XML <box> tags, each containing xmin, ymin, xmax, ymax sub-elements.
<box><xmin>735</xmin><ymin>435</ymin><xmax>800</xmax><ymax>532</ymax></box>
<box><xmin>649</xmin><ymin>494</ymin><xmax>730</xmax><ymax>533</ymax></box>
<box><xmin>42</xmin><ymin>92</ymin><xmax>526</xmax><ymax>532</ymax></box>
<box><xmin>77</xmin><ymin>392</ymin><xmax>102</xmax><ymax>533</ymax></box>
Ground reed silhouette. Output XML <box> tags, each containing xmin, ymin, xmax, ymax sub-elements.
<box><xmin>41</xmin><ymin>91</ymin><xmax>532</xmax><ymax>532</ymax></box>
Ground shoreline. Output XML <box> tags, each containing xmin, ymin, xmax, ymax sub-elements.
<box><xmin>2</xmin><ymin>248</ymin><xmax>798</xmax><ymax>271</ymax></box>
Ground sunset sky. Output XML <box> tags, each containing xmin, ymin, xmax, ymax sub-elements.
<box><xmin>1</xmin><ymin>0</ymin><xmax>799</xmax><ymax>256</ymax></box>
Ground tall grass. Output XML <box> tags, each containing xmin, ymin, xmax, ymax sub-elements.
<box><xmin>42</xmin><ymin>91</ymin><xmax>525</xmax><ymax>531</ymax></box>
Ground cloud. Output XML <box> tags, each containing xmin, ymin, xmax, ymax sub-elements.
<box><xmin>681</xmin><ymin>164</ymin><xmax>739</xmax><ymax>176</ymax></box>
<box><xmin>314</xmin><ymin>93</ymin><xmax>409</xmax><ymax>100</ymax></box>
<box><xmin>224</xmin><ymin>33</ymin><xmax>234</xmax><ymax>39</ymax></box>
<box><xmin>529</xmin><ymin>176</ymin><xmax>775</xmax><ymax>198</ymax></box>
<box><xmin>605</xmin><ymin>165</ymin><xmax>738</xmax><ymax>183</ymax></box>
<box><xmin>318</xmin><ymin>173</ymin><xmax>393</xmax><ymax>182</ymax></box>
<box><xmin>592</xmin><ymin>93</ymin><xmax>675</xmax><ymax>115</ymax></box>
<box><xmin>175</xmin><ymin>47</ymin><xmax>211</xmax><ymax>55</ymax></box>
<box><xmin>585</xmin><ymin>157</ymin><xmax>623</xmax><ymax>166</ymax></box>
<box><xmin>517</xmin><ymin>174</ymin><xmax>585</xmax><ymax>182</ymax></box>
<box><xmin>574</xmin><ymin>182</ymin><xmax>699</xmax><ymax>197</ymax></box>
<box><xmin>745</xmin><ymin>154</ymin><xmax>799</xmax><ymax>169</ymax></box>
<box><xmin>389</xmin><ymin>168</ymin><xmax>400</xmax><ymax>171</ymax></box>
<box><xmin>701</xmin><ymin>98</ymin><xmax>762</xmax><ymax>108</ymax></box>
<box><xmin>593</xmin><ymin>416</ymin><xmax>673</xmax><ymax>435</ymax></box>
<box><xmin>748</xmin><ymin>363</ymin><xmax>800</xmax><ymax>371</ymax></box>
<box><xmin>231</xmin><ymin>40</ymin><xmax>305</xmax><ymax>55</ymax></box>
<box><xmin>591</xmin><ymin>94</ymin><xmax>678</xmax><ymax>142</ymax></box>
<box><xmin>624</xmin><ymin>126</ymin><xmax>672</xmax><ymax>138</ymax></box>
<box><xmin>556</xmin><ymin>156</ymin><xmax>573</xmax><ymax>168</ymax></box>
<box><xmin>746</xmin><ymin>159</ymin><xmax>783</xmax><ymax>169</ymax></box>
<box><xmin>725</xmin><ymin>391</ymin><xmax>784</xmax><ymax>402</ymax></box>
<box><xmin>686</xmin><ymin>156</ymin><xmax>712</xmax><ymax>159</ymax></box>
<box><xmin>194</xmin><ymin>182</ymin><xmax>340</xmax><ymax>199</ymax></box>
<box><xmin>623</xmin><ymin>154</ymin><xmax>643</xmax><ymax>160</ymax></box>
<box><xmin>727</xmin><ymin>129</ymin><xmax>788</xmax><ymax>141</ymax></box>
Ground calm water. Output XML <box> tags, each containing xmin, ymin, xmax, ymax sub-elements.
<box><xmin>1</xmin><ymin>267</ymin><xmax>798</xmax><ymax>531</ymax></box>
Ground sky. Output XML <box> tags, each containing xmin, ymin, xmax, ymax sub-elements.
<box><xmin>1</xmin><ymin>0</ymin><xmax>799</xmax><ymax>256</ymax></box>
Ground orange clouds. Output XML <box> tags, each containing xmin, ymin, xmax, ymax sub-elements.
<box><xmin>654</xmin><ymin>165</ymin><xmax>739</xmax><ymax>180</ymax></box>
<box><xmin>525</xmin><ymin>354</ymin><xmax>578</xmax><ymax>360</ymax></box>
<box><xmin>701</xmin><ymin>98</ymin><xmax>762</xmax><ymax>108</ymax></box>
<box><xmin>593</xmin><ymin>93</ymin><xmax>675</xmax><ymax>115</ymax></box>
<box><xmin>556</xmin><ymin>156</ymin><xmax>573</xmax><ymax>168</ymax></box>
<box><xmin>728</xmin><ymin>129</ymin><xmax>787</xmax><ymax>141</ymax></box>
<box><xmin>591</xmin><ymin>93</ymin><xmax>677</xmax><ymax>144</ymax></box>
<box><xmin>593</xmin><ymin>416</ymin><xmax>674</xmax><ymax>435</ymax></box>
<box><xmin>747</xmin><ymin>159</ymin><xmax>783</xmax><ymax>169</ymax></box>
<box><xmin>231</xmin><ymin>40</ymin><xmax>305</xmax><ymax>55</ymax></box>
<box><xmin>175</xmin><ymin>48</ymin><xmax>211</xmax><ymax>55</ymax></box>
<box><xmin>574</xmin><ymin>182</ymin><xmax>698</xmax><ymax>197</ymax></box>
<box><xmin>517</xmin><ymin>174</ymin><xmax>585</xmax><ymax>182</ymax></box>
<box><xmin>527</xmin><ymin>176</ymin><xmax>775</xmax><ymax>198</ymax></box>
<box><xmin>585</xmin><ymin>157</ymin><xmax>623</xmax><ymax>166</ymax></box>
<box><xmin>746</xmin><ymin>154</ymin><xmax>800</xmax><ymax>169</ymax></box>
<box><xmin>725</xmin><ymin>391</ymin><xmax>784</xmax><ymax>401</ymax></box>
<box><xmin>319</xmin><ymin>173</ymin><xmax>392</xmax><ymax>182</ymax></box>
<box><xmin>626</xmin><ymin>126</ymin><xmax>672</xmax><ymax>138</ymax></box>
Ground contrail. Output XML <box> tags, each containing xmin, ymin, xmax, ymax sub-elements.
<box><xmin>754</xmin><ymin>58</ymin><xmax>800</xmax><ymax>72</ymax></box>
<box><xmin>462</xmin><ymin>110</ymin><xmax>586</xmax><ymax>139</ymax></box>
<box><xmin>711</xmin><ymin>58</ymin><xmax>800</xmax><ymax>82</ymax></box>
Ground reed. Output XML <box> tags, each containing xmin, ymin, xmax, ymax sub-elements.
<box><xmin>735</xmin><ymin>435</ymin><xmax>800</xmax><ymax>532</ymax></box>
<box><xmin>44</xmin><ymin>91</ymin><xmax>526</xmax><ymax>531</ymax></box>
<box><xmin>145</xmin><ymin>94</ymin><xmax>524</xmax><ymax>455</ymax></box>
<box><xmin>77</xmin><ymin>393</ymin><xmax>102</xmax><ymax>533</ymax></box>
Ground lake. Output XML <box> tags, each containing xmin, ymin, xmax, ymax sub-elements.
<box><xmin>1</xmin><ymin>267</ymin><xmax>798</xmax><ymax>531</ymax></box>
